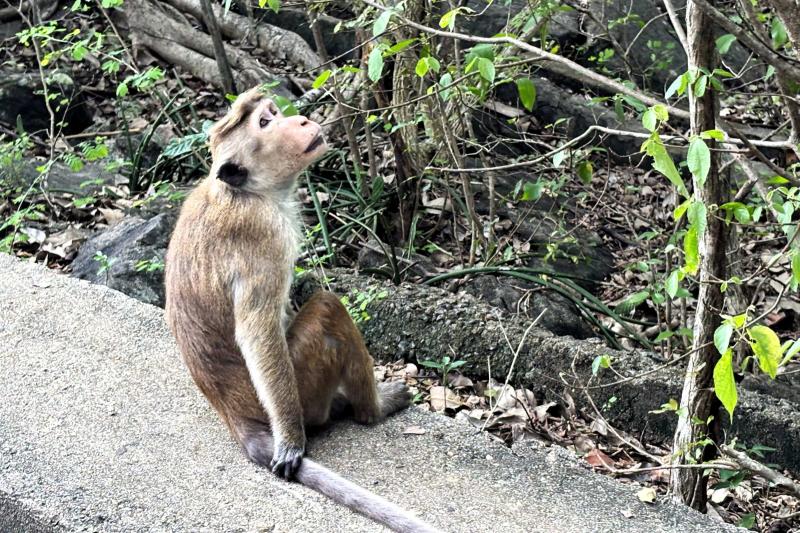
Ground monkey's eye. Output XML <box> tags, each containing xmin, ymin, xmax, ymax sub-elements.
<box><xmin>259</xmin><ymin>116</ymin><xmax>271</xmax><ymax>128</ymax></box>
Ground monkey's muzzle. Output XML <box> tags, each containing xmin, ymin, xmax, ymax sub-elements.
<box><xmin>304</xmin><ymin>134</ymin><xmax>325</xmax><ymax>153</ymax></box>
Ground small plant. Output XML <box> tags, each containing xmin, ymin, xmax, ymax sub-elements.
<box><xmin>93</xmin><ymin>251</ymin><xmax>116</xmax><ymax>276</ymax></box>
<box><xmin>340</xmin><ymin>287</ymin><xmax>389</xmax><ymax>323</ymax></box>
<box><xmin>134</xmin><ymin>256</ymin><xmax>164</xmax><ymax>273</ymax></box>
<box><xmin>419</xmin><ymin>355</ymin><xmax>467</xmax><ymax>388</ymax></box>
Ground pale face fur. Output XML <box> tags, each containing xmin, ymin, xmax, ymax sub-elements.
<box><xmin>207</xmin><ymin>88</ymin><xmax>327</xmax><ymax>197</ymax></box>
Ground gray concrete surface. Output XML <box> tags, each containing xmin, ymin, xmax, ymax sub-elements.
<box><xmin>0</xmin><ymin>254</ymin><xmax>735</xmax><ymax>532</ymax></box>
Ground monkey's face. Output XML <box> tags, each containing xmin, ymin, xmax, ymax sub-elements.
<box><xmin>209</xmin><ymin>91</ymin><xmax>328</xmax><ymax>196</ymax></box>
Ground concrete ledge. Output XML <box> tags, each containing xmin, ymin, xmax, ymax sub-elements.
<box><xmin>0</xmin><ymin>254</ymin><xmax>735</xmax><ymax>532</ymax></box>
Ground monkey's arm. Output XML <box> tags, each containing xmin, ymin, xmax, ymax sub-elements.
<box><xmin>233</xmin><ymin>278</ymin><xmax>306</xmax><ymax>478</ymax></box>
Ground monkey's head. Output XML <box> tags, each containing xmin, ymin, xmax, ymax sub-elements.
<box><xmin>207</xmin><ymin>88</ymin><xmax>327</xmax><ymax>196</ymax></box>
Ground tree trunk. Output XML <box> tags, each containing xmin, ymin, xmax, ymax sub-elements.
<box><xmin>669</xmin><ymin>0</ymin><xmax>727</xmax><ymax>512</ymax></box>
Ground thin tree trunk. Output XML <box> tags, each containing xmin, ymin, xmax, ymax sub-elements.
<box><xmin>669</xmin><ymin>0</ymin><xmax>727</xmax><ymax>512</ymax></box>
<box><xmin>199</xmin><ymin>0</ymin><xmax>236</xmax><ymax>94</ymax></box>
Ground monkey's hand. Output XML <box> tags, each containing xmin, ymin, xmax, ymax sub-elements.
<box><xmin>271</xmin><ymin>441</ymin><xmax>305</xmax><ymax>479</ymax></box>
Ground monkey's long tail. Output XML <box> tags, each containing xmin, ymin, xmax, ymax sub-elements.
<box><xmin>297</xmin><ymin>458</ymin><xmax>443</xmax><ymax>533</ymax></box>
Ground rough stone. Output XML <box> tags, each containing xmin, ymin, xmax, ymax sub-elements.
<box><xmin>0</xmin><ymin>69</ymin><xmax>92</xmax><ymax>136</ymax></box>
<box><xmin>320</xmin><ymin>268</ymin><xmax>800</xmax><ymax>475</ymax></box>
<box><xmin>70</xmin><ymin>213</ymin><xmax>174</xmax><ymax>307</ymax></box>
<box><xmin>0</xmin><ymin>253</ymin><xmax>738</xmax><ymax>532</ymax></box>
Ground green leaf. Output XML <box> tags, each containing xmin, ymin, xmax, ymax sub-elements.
<box><xmin>439</xmin><ymin>8</ymin><xmax>458</xmax><ymax>30</ymax></box>
<box><xmin>771</xmin><ymin>17</ymin><xmax>788</xmax><ymax>49</ymax></box>
<box><xmin>577</xmin><ymin>161</ymin><xmax>593</xmax><ymax>184</ymax></box>
<box><xmin>516</xmin><ymin>78</ymin><xmax>536</xmax><ymax>111</ymax></box>
<box><xmin>713</xmin><ymin>348</ymin><xmax>737</xmax><ymax>422</ymax></box>
<box><xmin>737</xmin><ymin>514</ymin><xmax>755</xmax><ymax>529</ymax></box>
<box><xmin>781</xmin><ymin>338</ymin><xmax>800</xmax><ymax>366</ymax></box>
<box><xmin>654</xmin><ymin>330</ymin><xmax>674</xmax><ymax>342</ymax></box>
<box><xmin>687</xmin><ymin>137</ymin><xmax>711</xmax><ymax>187</ymax></box>
<box><xmin>749</xmin><ymin>325</ymin><xmax>781</xmax><ymax>379</ymax></box>
<box><xmin>387</xmin><ymin>38</ymin><xmax>415</xmax><ymax>55</ymax></box>
<box><xmin>694</xmin><ymin>75</ymin><xmax>708</xmax><ymax>97</ymax></box>
<box><xmin>688</xmin><ymin>201</ymin><xmax>707</xmax><ymax>239</ymax></box>
<box><xmin>477</xmin><ymin>57</ymin><xmax>495</xmax><ymax>83</ymax></box>
<box><xmin>368</xmin><ymin>46</ymin><xmax>384</xmax><ymax>82</ymax></box>
<box><xmin>666</xmin><ymin>270</ymin><xmax>680</xmax><ymax>298</ymax></box>
<box><xmin>520</xmin><ymin>181</ymin><xmax>543</xmax><ymax>201</ymax></box>
<box><xmin>665</xmin><ymin>72</ymin><xmax>687</xmax><ymax>100</ymax></box>
<box><xmin>271</xmin><ymin>95</ymin><xmax>297</xmax><ymax>116</ymax></box>
<box><xmin>591</xmin><ymin>355</ymin><xmax>612</xmax><ymax>376</ymax></box>
<box><xmin>116</xmin><ymin>82</ymin><xmax>128</xmax><ymax>98</ymax></box>
<box><xmin>415</xmin><ymin>57</ymin><xmax>429</xmax><ymax>77</ymax></box>
<box><xmin>616</xmin><ymin>290</ymin><xmax>649</xmax><ymax>314</ymax></box>
<box><xmin>373</xmin><ymin>10</ymin><xmax>392</xmax><ymax>36</ymax></box>
<box><xmin>715</xmin><ymin>34</ymin><xmax>736</xmax><ymax>55</ymax></box>
<box><xmin>266</xmin><ymin>0</ymin><xmax>279</xmax><ymax>13</ymax></box>
<box><xmin>642</xmin><ymin>108</ymin><xmax>657</xmax><ymax>132</ymax></box>
<box><xmin>645</xmin><ymin>136</ymin><xmax>689</xmax><ymax>198</ymax></box>
<box><xmin>684</xmin><ymin>226</ymin><xmax>699</xmax><ymax>275</ymax></box>
<box><xmin>312</xmin><ymin>69</ymin><xmax>332</xmax><ymax>89</ymax></box>
<box><xmin>673</xmin><ymin>198</ymin><xmax>691</xmax><ymax>220</ymax></box>
<box><xmin>714</xmin><ymin>323</ymin><xmax>733</xmax><ymax>355</ymax></box>
<box><xmin>792</xmin><ymin>252</ymin><xmax>800</xmax><ymax>290</ymax></box>
<box><xmin>701</xmin><ymin>129</ymin><xmax>724</xmax><ymax>141</ymax></box>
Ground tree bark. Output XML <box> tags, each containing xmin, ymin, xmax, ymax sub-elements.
<box><xmin>669</xmin><ymin>0</ymin><xmax>727</xmax><ymax>512</ymax></box>
<box><xmin>199</xmin><ymin>0</ymin><xmax>236</xmax><ymax>94</ymax></box>
<box><xmin>163</xmin><ymin>0</ymin><xmax>320</xmax><ymax>71</ymax></box>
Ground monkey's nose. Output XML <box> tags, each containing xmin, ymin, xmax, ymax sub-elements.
<box><xmin>299</xmin><ymin>116</ymin><xmax>309</xmax><ymax>126</ymax></box>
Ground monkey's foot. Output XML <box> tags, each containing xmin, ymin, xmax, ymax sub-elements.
<box><xmin>378</xmin><ymin>380</ymin><xmax>412</xmax><ymax>417</ymax></box>
<box><xmin>271</xmin><ymin>441</ymin><xmax>305</xmax><ymax>480</ymax></box>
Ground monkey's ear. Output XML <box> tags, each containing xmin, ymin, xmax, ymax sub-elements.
<box><xmin>217</xmin><ymin>162</ymin><xmax>248</xmax><ymax>187</ymax></box>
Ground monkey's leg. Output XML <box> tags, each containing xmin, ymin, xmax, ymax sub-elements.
<box><xmin>287</xmin><ymin>291</ymin><xmax>410</xmax><ymax>426</ymax></box>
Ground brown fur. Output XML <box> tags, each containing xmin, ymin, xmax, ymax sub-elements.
<box><xmin>164</xmin><ymin>88</ymin><xmax>410</xmax><ymax>480</ymax></box>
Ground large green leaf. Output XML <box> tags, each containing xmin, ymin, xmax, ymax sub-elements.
<box><xmin>687</xmin><ymin>137</ymin><xmax>711</xmax><ymax>188</ymax></box>
<box><xmin>714</xmin><ymin>322</ymin><xmax>733</xmax><ymax>355</ymax></box>
<box><xmin>373</xmin><ymin>10</ymin><xmax>392</xmax><ymax>36</ymax></box>
<box><xmin>749</xmin><ymin>325</ymin><xmax>781</xmax><ymax>378</ymax></box>
<box><xmin>516</xmin><ymin>78</ymin><xmax>536</xmax><ymax>111</ymax></box>
<box><xmin>714</xmin><ymin>348</ymin><xmax>737</xmax><ymax>422</ymax></box>
<box><xmin>666</xmin><ymin>270</ymin><xmax>680</xmax><ymax>298</ymax></box>
<box><xmin>645</xmin><ymin>137</ymin><xmax>689</xmax><ymax>198</ymax></box>
<box><xmin>684</xmin><ymin>226</ymin><xmax>699</xmax><ymax>275</ymax></box>
<box><xmin>368</xmin><ymin>46</ymin><xmax>384</xmax><ymax>82</ymax></box>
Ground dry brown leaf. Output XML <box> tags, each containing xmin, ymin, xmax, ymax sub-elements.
<box><xmin>574</xmin><ymin>435</ymin><xmax>596</xmax><ymax>454</ymax></box>
<box><xmin>532</xmin><ymin>402</ymin><xmax>556</xmax><ymax>422</ymax></box>
<box><xmin>495</xmin><ymin>407</ymin><xmax>529</xmax><ymax>425</ymax></box>
<box><xmin>585</xmin><ymin>449</ymin><xmax>614</xmax><ymax>469</ymax></box>
<box><xmin>98</xmin><ymin>208</ymin><xmax>125</xmax><ymax>225</ymax></box>
<box><xmin>429</xmin><ymin>386</ymin><xmax>462</xmax><ymax>412</ymax></box>
<box><xmin>448</xmin><ymin>373</ymin><xmax>473</xmax><ymax>389</ymax></box>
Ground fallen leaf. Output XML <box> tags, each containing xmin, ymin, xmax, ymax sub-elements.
<box><xmin>495</xmin><ymin>407</ymin><xmax>529</xmax><ymax>425</ymax></box>
<box><xmin>98</xmin><ymin>207</ymin><xmax>125</xmax><ymax>225</ymax></box>
<box><xmin>710</xmin><ymin>488</ymin><xmax>730</xmax><ymax>504</ymax></box>
<box><xmin>448</xmin><ymin>373</ymin><xmax>473</xmax><ymax>389</ymax></box>
<box><xmin>637</xmin><ymin>487</ymin><xmax>657</xmax><ymax>503</ymax></box>
<box><xmin>429</xmin><ymin>386</ymin><xmax>462</xmax><ymax>412</ymax></box>
<box><xmin>532</xmin><ymin>402</ymin><xmax>556</xmax><ymax>422</ymax></box>
<box><xmin>590</xmin><ymin>417</ymin><xmax>608</xmax><ymax>436</ymax></box>
<box><xmin>574</xmin><ymin>435</ymin><xmax>596</xmax><ymax>454</ymax></box>
<box><xmin>585</xmin><ymin>449</ymin><xmax>614</xmax><ymax>469</ymax></box>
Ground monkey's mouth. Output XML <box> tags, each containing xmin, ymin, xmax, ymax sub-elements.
<box><xmin>304</xmin><ymin>134</ymin><xmax>325</xmax><ymax>153</ymax></box>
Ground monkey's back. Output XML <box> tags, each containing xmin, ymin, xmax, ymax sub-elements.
<box><xmin>165</xmin><ymin>178</ymin><xmax>267</xmax><ymax>428</ymax></box>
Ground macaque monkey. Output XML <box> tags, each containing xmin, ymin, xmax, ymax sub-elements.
<box><xmin>165</xmin><ymin>88</ymin><xmax>436</xmax><ymax>533</ymax></box>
